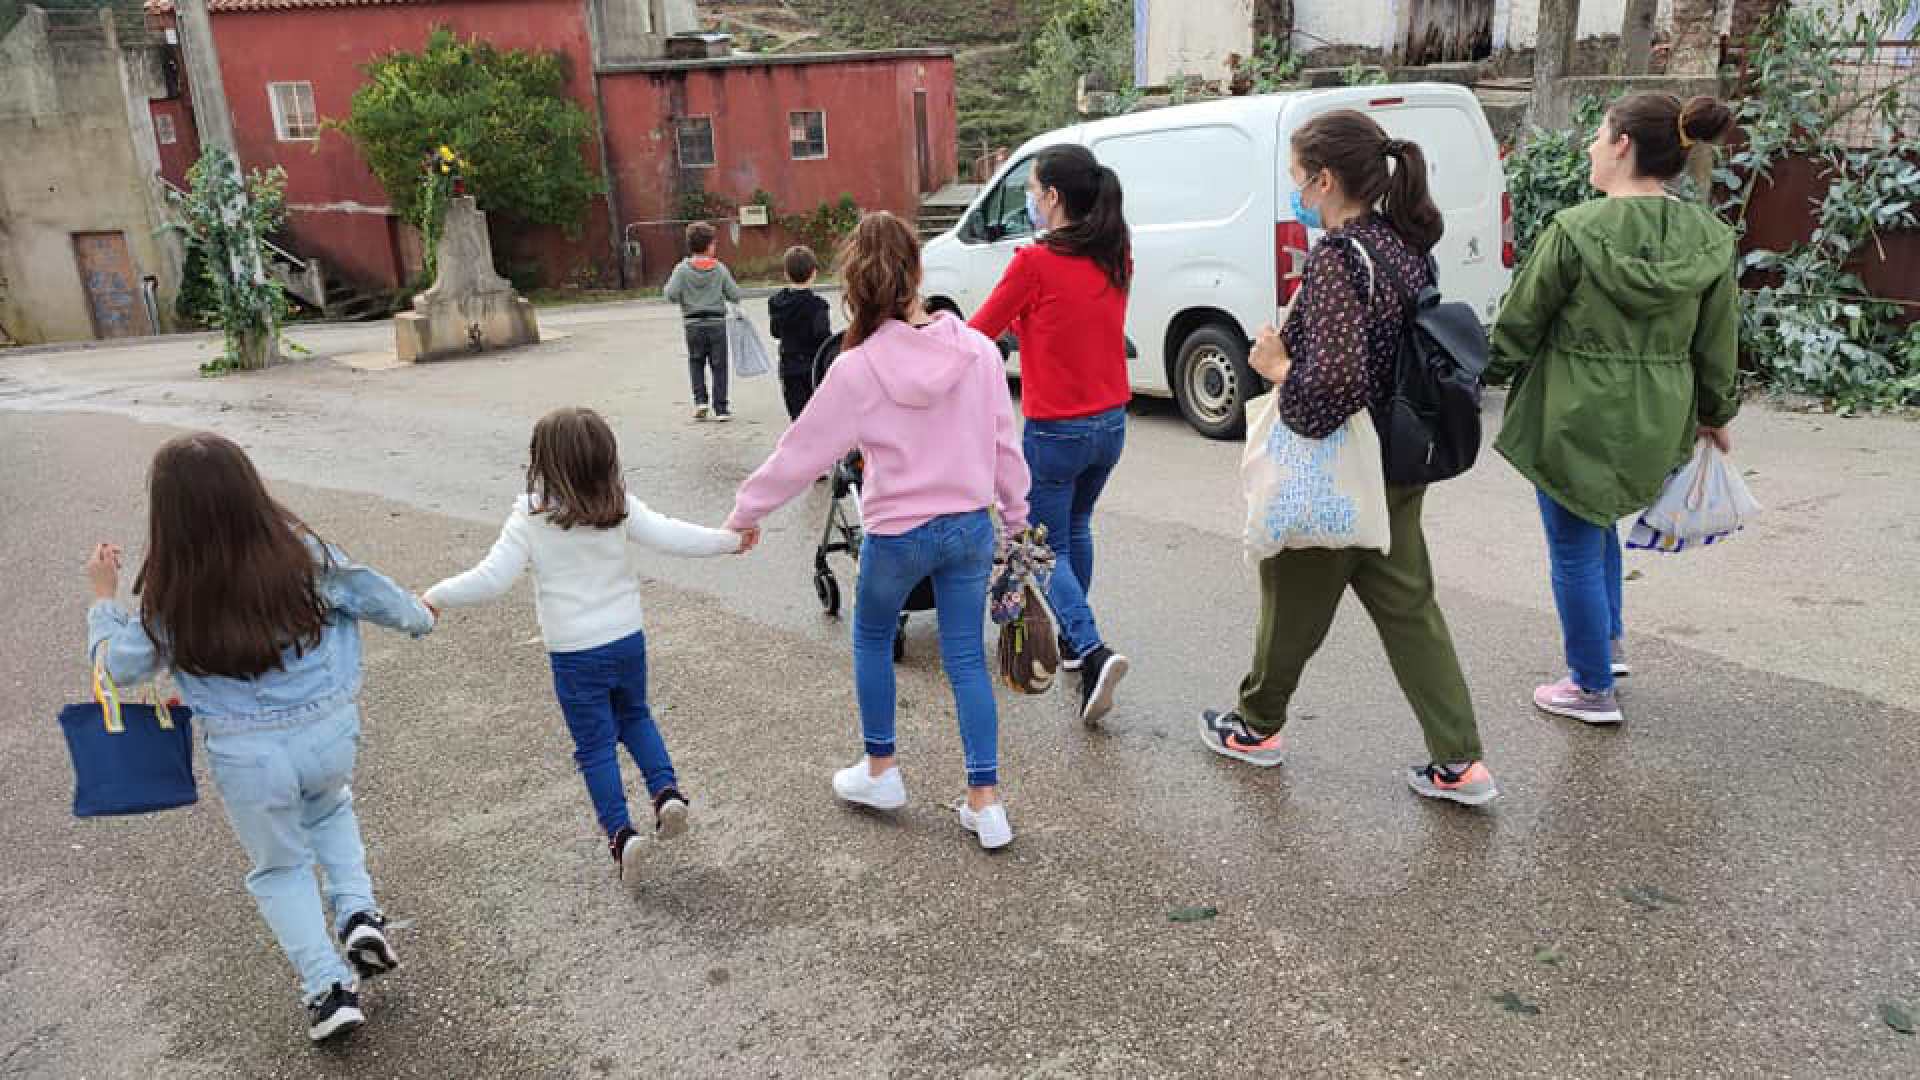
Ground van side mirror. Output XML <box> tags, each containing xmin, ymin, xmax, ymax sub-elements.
<box><xmin>984</xmin><ymin>221</ymin><xmax>1008</xmax><ymax>243</ymax></box>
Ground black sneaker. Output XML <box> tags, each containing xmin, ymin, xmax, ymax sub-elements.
<box><xmin>339</xmin><ymin>910</ymin><xmax>399</xmax><ymax>980</ymax></box>
<box><xmin>1058</xmin><ymin>635</ymin><xmax>1083</xmax><ymax>672</ymax></box>
<box><xmin>1078</xmin><ymin>645</ymin><xmax>1129</xmax><ymax>725</ymax></box>
<box><xmin>306</xmin><ymin>982</ymin><xmax>365</xmax><ymax>1042</ymax></box>
<box><xmin>652</xmin><ymin>788</ymin><xmax>689</xmax><ymax>839</ymax></box>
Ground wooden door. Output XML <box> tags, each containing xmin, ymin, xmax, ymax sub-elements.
<box><xmin>1403</xmin><ymin>0</ymin><xmax>1494</xmax><ymax>65</ymax></box>
<box><xmin>72</xmin><ymin>232</ymin><xmax>153</xmax><ymax>339</ymax></box>
<box><xmin>914</xmin><ymin>90</ymin><xmax>933</xmax><ymax>194</ymax></box>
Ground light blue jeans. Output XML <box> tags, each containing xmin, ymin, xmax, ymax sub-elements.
<box><xmin>854</xmin><ymin>510</ymin><xmax>999</xmax><ymax>787</ymax></box>
<box><xmin>203</xmin><ymin>701</ymin><xmax>373</xmax><ymax>998</ymax></box>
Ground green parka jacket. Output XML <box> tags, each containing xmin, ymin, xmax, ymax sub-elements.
<box><xmin>1487</xmin><ymin>196</ymin><xmax>1740</xmax><ymax>526</ymax></box>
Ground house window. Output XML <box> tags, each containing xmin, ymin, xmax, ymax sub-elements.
<box><xmin>268</xmin><ymin>81</ymin><xmax>318</xmax><ymax>141</ymax></box>
<box><xmin>676</xmin><ymin>117</ymin><xmax>715</xmax><ymax>168</ymax></box>
<box><xmin>789</xmin><ymin>110</ymin><xmax>827</xmax><ymax>160</ymax></box>
<box><xmin>154</xmin><ymin>112</ymin><xmax>177</xmax><ymax>146</ymax></box>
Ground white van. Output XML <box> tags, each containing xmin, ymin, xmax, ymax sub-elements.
<box><xmin>921</xmin><ymin>83</ymin><xmax>1513</xmax><ymax>439</ymax></box>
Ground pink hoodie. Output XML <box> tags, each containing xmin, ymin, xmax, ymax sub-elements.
<box><xmin>728</xmin><ymin>313</ymin><xmax>1030</xmax><ymax>536</ymax></box>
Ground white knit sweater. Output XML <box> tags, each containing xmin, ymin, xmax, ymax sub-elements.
<box><xmin>425</xmin><ymin>495</ymin><xmax>737</xmax><ymax>653</ymax></box>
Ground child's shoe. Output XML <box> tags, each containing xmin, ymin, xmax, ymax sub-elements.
<box><xmin>339</xmin><ymin>910</ymin><xmax>399</xmax><ymax>979</ymax></box>
<box><xmin>955</xmin><ymin>799</ymin><xmax>1013</xmax><ymax>851</ymax></box>
<box><xmin>610</xmin><ymin>825</ymin><xmax>644</xmax><ymax>887</ymax></box>
<box><xmin>652</xmin><ymin>789</ymin><xmax>689</xmax><ymax>839</ymax></box>
<box><xmin>306</xmin><ymin>981</ymin><xmax>365</xmax><ymax>1042</ymax></box>
<box><xmin>714</xmin><ymin>409</ymin><xmax>733</xmax><ymax>422</ymax></box>
<box><xmin>832</xmin><ymin>759</ymin><xmax>906</xmax><ymax>809</ymax></box>
<box><xmin>694</xmin><ymin>405</ymin><xmax>710</xmax><ymax>421</ymax></box>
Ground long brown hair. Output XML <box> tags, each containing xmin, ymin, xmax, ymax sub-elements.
<box><xmin>1291</xmin><ymin>109</ymin><xmax>1444</xmax><ymax>252</ymax></box>
<box><xmin>836</xmin><ymin>211</ymin><xmax>921</xmax><ymax>349</ymax></box>
<box><xmin>527</xmin><ymin>407</ymin><xmax>628</xmax><ymax>529</ymax></box>
<box><xmin>1034</xmin><ymin>144</ymin><xmax>1131</xmax><ymax>290</ymax></box>
<box><xmin>1607</xmin><ymin>93</ymin><xmax>1735</xmax><ymax>180</ymax></box>
<box><xmin>135</xmin><ymin>433</ymin><xmax>329</xmax><ymax>678</ymax></box>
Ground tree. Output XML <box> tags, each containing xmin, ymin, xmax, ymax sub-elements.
<box><xmin>166</xmin><ymin>147</ymin><xmax>290</xmax><ymax>374</ymax></box>
<box><xmin>1021</xmin><ymin>0</ymin><xmax>1136</xmax><ymax>127</ymax></box>
<box><xmin>338</xmin><ymin>29</ymin><xmax>604</xmax><ymax>236</ymax></box>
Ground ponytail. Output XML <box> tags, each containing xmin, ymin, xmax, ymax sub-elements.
<box><xmin>1034</xmin><ymin>144</ymin><xmax>1131</xmax><ymax>291</ymax></box>
<box><xmin>1381</xmin><ymin>139</ymin><xmax>1443</xmax><ymax>253</ymax></box>
<box><xmin>1292</xmin><ymin>109</ymin><xmax>1444</xmax><ymax>252</ymax></box>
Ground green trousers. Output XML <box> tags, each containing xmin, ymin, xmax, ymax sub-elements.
<box><xmin>1237</xmin><ymin>485</ymin><xmax>1484</xmax><ymax>764</ymax></box>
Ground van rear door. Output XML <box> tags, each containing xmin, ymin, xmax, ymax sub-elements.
<box><xmin>1359</xmin><ymin>92</ymin><xmax>1509</xmax><ymax>320</ymax></box>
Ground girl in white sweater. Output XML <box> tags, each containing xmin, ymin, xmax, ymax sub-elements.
<box><xmin>425</xmin><ymin>407</ymin><xmax>750</xmax><ymax>884</ymax></box>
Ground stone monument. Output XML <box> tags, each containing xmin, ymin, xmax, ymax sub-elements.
<box><xmin>394</xmin><ymin>196</ymin><xmax>539</xmax><ymax>363</ymax></box>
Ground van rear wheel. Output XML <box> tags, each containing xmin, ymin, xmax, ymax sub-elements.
<box><xmin>1173</xmin><ymin>324</ymin><xmax>1253</xmax><ymax>440</ymax></box>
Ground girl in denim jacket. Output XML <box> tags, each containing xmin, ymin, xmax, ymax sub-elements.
<box><xmin>86</xmin><ymin>433</ymin><xmax>435</xmax><ymax>1043</ymax></box>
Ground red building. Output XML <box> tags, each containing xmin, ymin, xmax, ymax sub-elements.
<box><xmin>143</xmin><ymin>0</ymin><xmax>955</xmax><ymax>292</ymax></box>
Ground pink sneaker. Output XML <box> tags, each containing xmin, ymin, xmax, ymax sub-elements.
<box><xmin>1534</xmin><ymin>678</ymin><xmax>1623</xmax><ymax>725</ymax></box>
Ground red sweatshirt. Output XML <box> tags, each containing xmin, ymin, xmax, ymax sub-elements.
<box><xmin>969</xmin><ymin>244</ymin><xmax>1130</xmax><ymax>421</ymax></box>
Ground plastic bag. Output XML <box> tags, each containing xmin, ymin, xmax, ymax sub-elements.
<box><xmin>1241</xmin><ymin>392</ymin><xmax>1392</xmax><ymax>563</ymax></box>
<box><xmin>726</xmin><ymin>308</ymin><xmax>772</xmax><ymax>377</ymax></box>
<box><xmin>1626</xmin><ymin>441</ymin><xmax>1760</xmax><ymax>553</ymax></box>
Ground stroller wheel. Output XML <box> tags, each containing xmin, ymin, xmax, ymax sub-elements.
<box><xmin>814</xmin><ymin>569</ymin><xmax>842</xmax><ymax>616</ymax></box>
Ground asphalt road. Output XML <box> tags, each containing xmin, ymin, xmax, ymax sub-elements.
<box><xmin>2</xmin><ymin>303</ymin><xmax>1917</xmax><ymax>1078</ymax></box>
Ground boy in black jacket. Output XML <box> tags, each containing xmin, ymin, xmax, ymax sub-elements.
<box><xmin>767</xmin><ymin>246</ymin><xmax>833</xmax><ymax>421</ymax></box>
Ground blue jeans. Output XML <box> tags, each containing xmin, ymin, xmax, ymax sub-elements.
<box><xmin>1537</xmin><ymin>489</ymin><xmax>1624</xmax><ymax>693</ymax></box>
<box><xmin>204</xmin><ymin>701</ymin><xmax>374</xmax><ymax>998</ymax></box>
<box><xmin>1023</xmin><ymin>406</ymin><xmax>1127</xmax><ymax>657</ymax></box>
<box><xmin>549</xmin><ymin>629</ymin><xmax>678</xmax><ymax>837</ymax></box>
<box><xmin>854</xmin><ymin>510</ymin><xmax>999</xmax><ymax>787</ymax></box>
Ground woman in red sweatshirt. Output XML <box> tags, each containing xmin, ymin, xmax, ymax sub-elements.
<box><xmin>971</xmin><ymin>144</ymin><xmax>1132</xmax><ymax>725</ymax></box>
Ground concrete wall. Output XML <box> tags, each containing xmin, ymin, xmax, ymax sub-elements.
<box><xmin>1141</xmin><ymin>0</ymin><xmax>1254</xmax><ymax>86</ymax></box>
<box><xmin>0</xmin><ymin>9</ymin><xmax>184</xmax><ymax>344</ymax></box>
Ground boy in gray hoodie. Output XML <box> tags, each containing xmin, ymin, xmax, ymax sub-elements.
<box><xmin>663</xmin><ymin>221</ymin><xmax>743</xmax><ymax>421</ymax></box>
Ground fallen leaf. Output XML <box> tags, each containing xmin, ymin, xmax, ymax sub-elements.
<box><xmin>1492</xmin><ymin>991</ymin><xmax>1542</xmax><ymax>1016</ymax></box>
<box><xmin>1167</xmin><ymin>907</ymin><xmax>1219</xmax><ymax>923</ymax></box>
<box><xmin>1622</xmin><ymin>884</ymin><xmax>1681</xmax><ymax>910</ymax></box>
<box><xmin>1532</xmin><ymin>945</ymin><xmax>1564</xmax><ymax>966</ymax></box>
<box><xmin>1879</xmin><ymin>1003</ymin><xmax>1915</xmax><ymax>1035</ymax></box>
<box><xmin>1624</xmin><ymin>569</ymin><xmax>1645</xmax><ymax>581</ymax></box>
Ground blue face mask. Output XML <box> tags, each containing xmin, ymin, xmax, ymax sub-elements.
<box><xmin>1026</xmin><ymin>189</ymin><xmax>1046</xmax><ymax>231</ymax></box>
<box><xmin>1289</xmin><ymin>187</ymin><xmax>1323</xmax><ymax>231</ymax></box>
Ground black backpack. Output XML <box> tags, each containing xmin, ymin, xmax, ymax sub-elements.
<box><xmin>1345</xmin><ymin>237</ymin><xmax>1490</xmax><ymax>486</ymax></box>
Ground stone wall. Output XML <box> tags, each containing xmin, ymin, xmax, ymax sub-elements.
<box><xmin>0</xmin><ymin>8</ymin><xmax>182</xmax><ymax>344</ymax></box>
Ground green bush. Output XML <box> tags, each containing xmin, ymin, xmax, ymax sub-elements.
<box><xmin>337</xmin><ymin>28</ymin><xmax>604</xmax><ymax>235</ymax></box>
<box><xmin>1502</xmin><ymin>97</ymin><xmax>1607</xmax><ymax>267</ymax></box>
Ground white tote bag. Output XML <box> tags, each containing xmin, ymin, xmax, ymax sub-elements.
<box><xmin>726</xmin><ymin>308</ymin><xmax>772</xmax><ymax>377</ymax></box>
<box><xmin>1241</xmin><ymin>391</ymin><xmax>1393</xmax><ymax>562</ymax></box>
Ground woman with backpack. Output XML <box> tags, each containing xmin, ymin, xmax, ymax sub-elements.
<box><xmin>970</xmin><ymin>144</ymin><xmax>1132</xmax><ymax>726</ymax></box>
<box><xmin>1488</xmin><ymin>93</ymin><xmax>1739</xmax><ymax>727</ymax></box>
<box><xmin>1197</xmin><ymin>109</ymin><xmax>1497</xmax><ymax>806</ymax></box>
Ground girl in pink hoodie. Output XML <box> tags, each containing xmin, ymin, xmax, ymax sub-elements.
<box><xmin>728</xmin><ymin>212</ymin><xmax>1031</xmax><ymax>850</ymax></box>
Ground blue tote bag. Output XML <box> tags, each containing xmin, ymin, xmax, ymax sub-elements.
<box><xmin>57</xmin><ymin>651</ymin><xmax>196</xmax><ymax>817</ymax></box>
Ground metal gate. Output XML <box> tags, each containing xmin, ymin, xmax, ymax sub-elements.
<box><xmin>72</xmin><ymin>231</ymin><xmax>153</xmax><ymax>339</ymax></box>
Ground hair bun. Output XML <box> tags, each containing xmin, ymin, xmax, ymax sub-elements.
<box><xmin>1679</xmin><ymin>95</ymin><xmax>1734</xmax><ymax>145</ymax></box>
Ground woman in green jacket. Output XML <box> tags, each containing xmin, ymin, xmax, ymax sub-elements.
<box><xmin>1488</xmin><ymin>92</ymin><xmax>1739</xmax><ymax>726</ymax></box>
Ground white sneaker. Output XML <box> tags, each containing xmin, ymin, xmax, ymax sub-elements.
<box><xmin>832</xmin><ymin>760</ymin><xmax>906</xmax><ymax>809</ymax></box>
<box><xmin>956</xmin><ymin>800</ymin><xmax>1013</xmax><ymax>851</ymax></box>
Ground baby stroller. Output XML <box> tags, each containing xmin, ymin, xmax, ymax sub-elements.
<box><xmin>810</xmin><ymin>331</ymin><xmax>936</xmax><ymax>661</ymax></box>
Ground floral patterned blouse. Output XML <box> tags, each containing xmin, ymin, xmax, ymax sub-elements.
<box><xmin>1277</xmin><ymin>213</ymin><xmax>1433</xmax><ymax>439</ymax></box>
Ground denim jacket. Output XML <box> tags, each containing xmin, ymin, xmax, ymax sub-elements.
<box><xmin>86</xmin><ymin>546</ymin><xmax>433</xmax><ymax>736</ymax></box>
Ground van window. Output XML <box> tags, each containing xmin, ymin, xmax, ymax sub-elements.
<box><xmin>1092</xmin><ymin>126</ymin><xmax>1255</xmax><ymax>227</ymax></box>
<box><xmin>972</xmin><ymin>156</ymin><xmax>1036</xmax><ymax>242</ymax></box>
<box><xmin>1373</xmin><ymin>107</ymin><xmax>1487</xmax><ymax>213</ymax></box>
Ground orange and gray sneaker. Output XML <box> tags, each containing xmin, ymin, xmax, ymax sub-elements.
<box><xmin>1198</xmin><ymin>709</ymin><xmax>1286</xmax><ymax>768</ymax></box>
<box><xmin>1405</xmin><ymin>762</ymin><xmax>1499</xmax><ymax>806</ymax></box>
